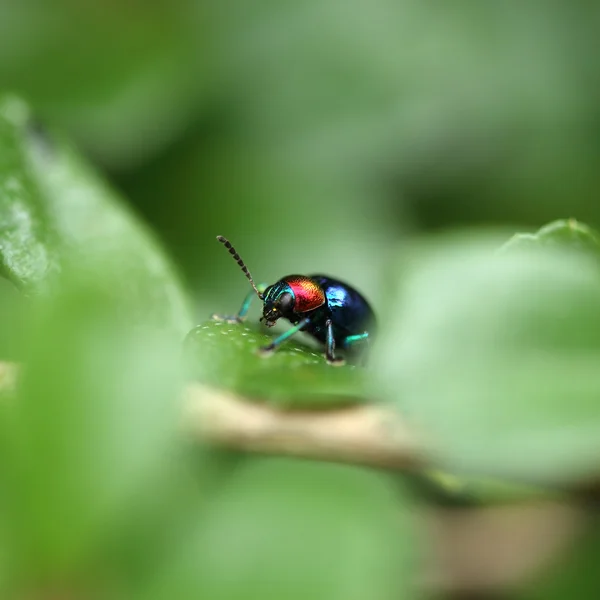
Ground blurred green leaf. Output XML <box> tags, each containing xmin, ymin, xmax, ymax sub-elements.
<box><xmin>420</xmin><ymin>469</ymin><xmax>556</xmax><ymax>506</ymax></box>
<box><xmin>0</xmin><ymin>94</ymin><xmax>192</xmax><ymax>337</ymax></box>
<box><xmin>502</xmin><ymin>219</ymin><xmax>600</xmax><ymax>256</ymax></box>
<box><xmin>374</xmin><ymin>232</ymin><xmax>600</xmax><ymax>485</ymax></box>
<box><xmin>520</xmin><ymin>516</ymin><xmax>600</xmax><ymax>600</ymax></box>
<box><xmin>0</xmin><ymin>277</ymin><xmax>26</xmax><ymax>360</ymax></box>
<box><xmin>2</xmin><ymin>271</ymin><xmax>184</xmax><ymax>580</ymax></box>
<box><xmin>0</xmin><ymin>1</ymin><xmax>208</xmax><ymax>168</ymax></box>
<box><xmin>185</xmin><ymin>321</ymin><xmax>368</xmax><ymax>408</ymax></box>
<box><xmin>146</xmin><ymin>458</ymin><xmax>417</xmax><ymax>600</ymax></box>
<box><xmin>96</xmin><ymin>446</ymin><xmax>236</xmax><ymax>597</ymax></box>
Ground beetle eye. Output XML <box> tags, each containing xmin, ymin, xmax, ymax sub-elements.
<box><xmin>278</xmin><ymin>291</ymin><xmax>293</xmax><ymax>311</ymax></box>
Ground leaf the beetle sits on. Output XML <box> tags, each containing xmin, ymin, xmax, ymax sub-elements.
<box><xmin>0</xmin><ymin>94</ymin><xmax>192</xmax><ymax>337</ymax></box>
<box><xmin>185</xmin><ymin>321</ymin><xmax>368</xmax><ymax>409</ymax></box>
<box><xmin>374</xmin><ymin>231</ymin><xmax>600</xmax><ymax>485</ymax></box>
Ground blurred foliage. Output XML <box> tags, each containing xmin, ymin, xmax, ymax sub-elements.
<box><xmin>145</xmin><ymin>459</ymin><xmax>416</xmax><ymax>600</ymax></box>
<box><xmin>1</xmin><ymin>1</ymin><xmax>600</xmax><ymax>598</ymax></box>
<box><xmin>521</xmin><ymin>516</ymin><xmax>600</xmax><ymax>600</ymax></box>
<box><xmin>5</xmin><ymin>273</ymin><xmax>183</xmax><ymax>581</ymax></box>
<box><xmin>3</xmin><ymin>0</ymin><xmax>599</xmax><ymax>310</ymax></box>
<box><xmin>0</xmin><ymin>94</ymin><xmax>192</xmax><ymax>338</ymax></box>
<box><xmin>374</xmin><ymin>222</ymin><xmax>600</xmax><ymax>484</ymax></box>
<box><xmin>0</xmin><ymin>0</ymin><xmax>207</xmax><ymax>169</ymax></box>
<box><xmin>502</xmin><ymin>219</ymin><xmax>600</xmax><ymax>257</ymax></box>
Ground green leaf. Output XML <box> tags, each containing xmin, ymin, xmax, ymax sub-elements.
<box><xmin>420</xmin><ymin>469</ymin><xmax>556</xmax><ymax>506</ymax></box>
<box><xmin>373</xmin><ymin>232</ymin><xmax>600</xmax><ymax>485</ymax></box>
<box><xmin>185</xmin><ymin>321</ymin><xmax>368</xmax><ymax>408</ymax></box>
<box><xmin>2</xmin><ymin>271</ymin><xmax>184</xmax><ymax>578</ymax></box>
<box><xmin>0</xmin><ymin>94</ymin><xmax>192</xmax><ymax>337</ymax></box>
<box><xmin>0</xmin><ymin>277</ymin><xmax>26</xmax><ymax>360</ymax></box>
<box><xmin>520</xmin><ymin>516</ymin><xmax>600</xmax><ymax>600</ymax></box>
<box><xmin>502</xmin><ymin>219</ymin><xmax>600</xmax><ymax>256</ymax></box>
<box><xmin>145</xmin><ymin>458</ymin><xmax>418</xmax><ymax>600</ymax></box>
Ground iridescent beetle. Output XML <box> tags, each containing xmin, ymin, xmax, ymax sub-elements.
<box><xmin>212</xmin><ymin>236</ymin><xmax>375</xmax><ymax>365</ymax></box>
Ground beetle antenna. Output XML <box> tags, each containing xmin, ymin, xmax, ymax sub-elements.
<box><xmin>217</xmin><ymin>236</ymin><xmax>264</xmax><ymax>299</ymax></box>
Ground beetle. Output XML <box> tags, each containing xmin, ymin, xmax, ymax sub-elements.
<box><xmin>211</xmin><ymin>236</ymin><xmax>376</xmax><ymax>365</ymax></box>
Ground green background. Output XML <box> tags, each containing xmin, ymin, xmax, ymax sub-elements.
<box><xmin>4</xmin><ymin>1</ymin><xmax>599</xmax><ymax>314</ymax></box>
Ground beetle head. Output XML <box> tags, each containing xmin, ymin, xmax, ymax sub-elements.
<box><xmin>261</xmin><ymin>282</ymin><xmax>295</xmax><ymax>327</ymax></box>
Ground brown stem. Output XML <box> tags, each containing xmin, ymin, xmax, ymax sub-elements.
<box><xmin>182</xmin><ymin>382</ymin><xmax>423</xmax><ymax>470</ymax></box>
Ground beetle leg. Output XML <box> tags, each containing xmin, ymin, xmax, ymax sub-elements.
<box><xmin>343</xmin><ymin>332</ymin><xmax>370</xmax><ymax>365</ymax></box>
<box><xmin>343</xmin><ymin>332</ymin><xmax>369</xmax><ymax>348</ymax></box>
<box><xmin>212</xmin><ymin>283</ymin><xmax>268</xmax><ymax>323</ymax></box>
<box><xmin>325</xmin><ymin>318</ymin><xmax>345</xmax><ymax>366</ymax></box>
<box><xmin>257</xmin><ymin>317</ymin><xmax>311</xmax><ymax>356</ymax></box>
